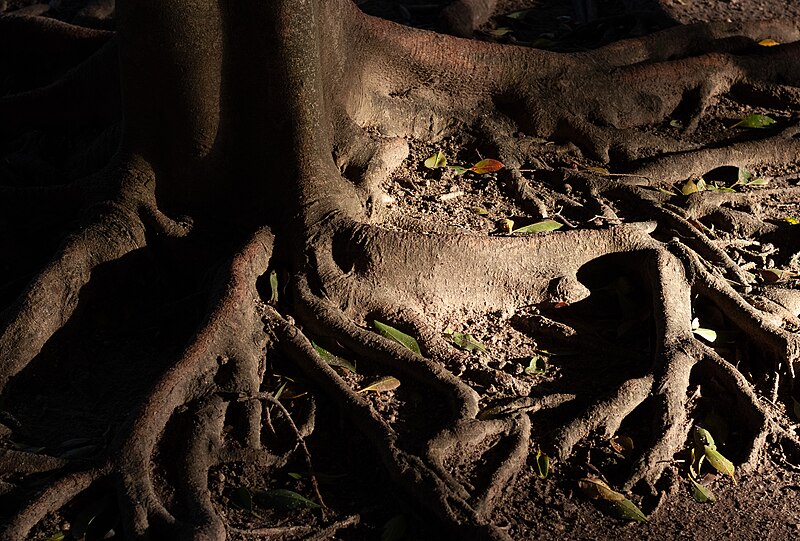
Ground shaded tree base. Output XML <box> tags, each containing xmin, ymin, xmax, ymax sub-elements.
<box><xmin>2</xmin><ymin>1</ymin><xmax>800</xmax><ymax>539</ymax></box>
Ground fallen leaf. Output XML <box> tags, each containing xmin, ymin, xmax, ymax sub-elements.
<box><xmin>692</xmin><ymin>327</ymin><xmax>717</xmax><ymax>342</ymax></box>
<box><xmin>689</xmin><ymin>474</ymin><xmax>716</xmax><ymax>503</ymax></box>
<box><xmin>424</xmin><ymin>150</ymin><xmax>447</xmax><ymax>169</ymax></box>
<box><xmin>586</xmin><ymin>166</ymin><xmax>609</xmax><ymax>175</ymax></box>
<box><xmin>758</xmin><ymin>38</ymin><xmax>780</xmax><ymax>46</ymax></box>
<box><xmin>512</xmin><ymin>219</ymin><xmax>562</xmax><ymax>234</ymax></box>
<box><xmin>732</xmin><ymin>114</ymin><xmax>776</xmax><ymax>129</ymax></box>
<box><xmin>373</xmin><ymin>320</ymin><xmax>421</xmax><ymax>355</ymax></box>
<box><xmin>230</xmin><ymin>487</ymin><xmax>255</xmax><ymax>512</ymax></box>
<box><xmin>470</xmin><ymin>158</ymin><xmax>504</xmax><ymax>174</ymax></box>
<box><xmin>254</xmin><ymin>488</ymin><xmax>320</xmax><ymax>510</ymax></box>
<box><xmin>535</xmin><ymin>448</ymin><xmax>550</xmax><ymax>478</ymax></box>
<box><xmin>610</xmin><ymin>435</ymin><xmax>634</xmax><ymax>456</ymax></box>
<box><xmin>448</xmin><ymin>165</ymin><xmax>468</xmax><ymax>175</ymax></box>
<box><xmin>754</xmin><ymin>268</ymin><xmax>795</xmax><ymax>283</ymax></box>
<box><xmin>785</xmin><ymin>216</ymin><xmax>799</xmax><ymax>225</ymax></box>
<box><xmin>269</xmin><ymin>270</ymin><xmax>279</xmax><ymax>305</ymax></box>
<box><xmin>469</xmin><ymin>206</ymin><xmax>489</xmax><ymax>215</ymax></box>
<box><xmin>704</xmin><ymin>446</ymin><xmax>736</xmax><ymax>483</ymax></box>
<box><xmin>524</xmin><ymin>355</ymin><xmax>548</xmax><ymax>375</ymax></box>
<box><xmin>443</xmin><ymin>328</ymin><xmax>487</xmax><ymax>353</ymax></box>
<box><xmin>579</xmin><ymin>477</ymin><xmax>647</xmax><ymax>522</ymax></box>
<box><xmin>670</xmin><ymin>119</ymin><xmax>683</xmax><ymax>128</ymax></box>
<box><xmin>381</xmin><ymin>514</ymin><xmax>408</xmax><ymax>541</ymax></box>
<box><xmin>313</xmin><ymin>342</ymin><xmax>357</xmax><ymax>373</ymax></box>
<box><xmin>358</xmin><ymin>376</ymin><xmax>401</xmax><ymax>393</ymax></box>
<box><xmin>498</xmin><ymin>218</ymin><xmax>514</xmax><ymax>233</ymax></box>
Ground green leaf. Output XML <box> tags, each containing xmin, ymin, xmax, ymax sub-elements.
<box><xmin>469</xmin><ymin>206</ymin><xmax>489</xmax><ymax>216</ymax></box>
<box><xmin>535</xmin><ymin>449</ymin><xmax>550</xmax><ymax>478</ymax></box>
<box><xmin>681</xmin><ymin>178</ymin><xmax>698</xmax><ymax>195</ymax></box>
<box><xmin>358</xmin><ymin>376</ymin><xmax>401</xmax><ymax>393</ymax></box>
<box><xmin>230</xmin><ymin>487</ymin><xmax>255</xmax><ymax>512</ymax></box>
<box><xmin>268</xmin><ymin>270</ymin><xmax>279</xmax><ymax>304</ymax></box>
<box><xmin>470</xmin><ymin>159</ymin><xmax>505</xmax><ymax>174</ymax></box>
<box><xmin>287</xmin><ymin>472</ymin><xmax>303</xmax><ymax>480</ymax></box>
<box><xmin>381</xmin><ymin>514</ymin><xmax>408</xmax><ymax>541</ymax></box>
<box><xmin>694</xmin><ymin>426</ymin><xmax>716</xmax><ymax>449</ymax></box>
<box><xmin>254</xmin><ymin>488</ymin><xmax>320</xmax><ymax>510</ymax></box>
<box><xmin>512</xmin><ymin>219</ymin><xmax>563</xmax><ymax>234</ymax></box>
<box><xmin>424</xmin><ymin>150</ymin><xmax>447</xmax><ymax>169</ymax></box>
<box><xmin>670</xmin><ymin>119</ymin><xmax>683</xmax><ymax>128</ymax></box>
<box><xmin>732</xmin><ymin>114</ymin><xmax>776</xmax><ymax>129</ymax></box>
<box><xmin>704</xmin><ymin>445</ymin><xmax>736</xmax><ymax>483</ymax></box>
<box><xmin>442</xmin><ymin>329</ymin><xmax>487</xmax><ymax>353</ymax></box>
<box><xmin>373</xmin><ymin>320</ymin><xmax>421</xmax><ymax>355</ymax></box>
<box><xmin>689</xmin><ymin>475</ymin><xmax>716</xmax><ymax>503</ymax></box>
<box><xmin>447</xmin><ymin>165</ymin><xmax>467</xmax><ymax>175</ymax></box>
<box><xmin>746</xmin><ymin>177</ymin><xmax>768</xmax><ymax>186</ymax></box>
<box><xmin>524</xmin><ymin>355</ymin><xmax>548</xmax><ymax>375</ymax></box>
<box><xmin>579</xmin><ymin>477</ymin><xmax>647</xmax><ymax>522</ymax></box>
<box><xmin>313</xmin><ymin>342</ymin><xmax>357</xmax><ymax>373</ymax></box>
<box><xmin>41</xmin><ymin>533</ymin><xmax>66</xmax><ymax>541</ymax></box>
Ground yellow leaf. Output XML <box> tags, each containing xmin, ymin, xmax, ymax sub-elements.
<box><xmin>758</xmin><ymin>39</ymin><xmax>780</xmax><ymax>46</ymax></box>
<box><xmin>358</xmin><ymin>376</ymin><xmax>401</xmax><ymax>393</ymax></box>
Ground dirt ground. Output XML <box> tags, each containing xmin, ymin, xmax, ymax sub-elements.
<box><xmin>2</xmin><ymin>1</ymin><xmax>800</xmax><ymax>540</ymax></box>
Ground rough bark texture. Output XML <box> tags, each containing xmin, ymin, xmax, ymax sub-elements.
<box><xmin>1</xmin><ymin>0</ymin><xmax>800</xmax><ymax>539</ymax></box>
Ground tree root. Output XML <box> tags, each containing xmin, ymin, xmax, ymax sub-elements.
<box><xmin>3</xmin><ymin>2</ymin><xmax>800</xmax><ymax>539</ymax></box>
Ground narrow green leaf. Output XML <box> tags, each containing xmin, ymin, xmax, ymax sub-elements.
<box><xmin>746</xmin><ymin>177</ymin><xmax>768</xmax><ymax>186</ymax></box>
<box><xmin>611</xmin><ymin>498</ymin><xmax>649</xmax><ymax>522</ymax></box>
<box><xmin>670</xmin><ymin>119</ymin><xmax>683</xmax><ymax>128</ymax></box>
<box><xmin>535</xmin><ymin>449</ymin><xmax>550</xmax><ymax>478</ymax></box>
<box><xmin>287</xmin><ymin>472</ymin><xmax>303</xmax><ymax>480</ymax></box>
<box><xmin>424</xmin><ymin>150</ymin><xmax>447</xmax><ymax>169</ymax></box>
<box><xmin>732</xmin><ymin>114</ymin><xmax>776</xmax><ymax>129</ymax></box>
<box><xmin>313</xmin><ymin>342</ymin><xmax>357</xmax><ymax>373</ymax></box>
<box><xmin>470</xmin><ymin>159</ymin><xmax>505</xmax><ymax>174</ymax></box>
<box><xmin>579</xmin><ymin>477</ymin><xmax>647</xmax><ymax>522</ymax></box>
<box><xmin>381</xmin><ymin>514</ymin><xmax>408</xmax><ymax>541</ymax></box>
<box><xmin>268</xmin><ymin>270</ymin><xmax>279</xmax><ymax>304</ymax></box>
<box><xmin>442</xmin><ymin>330</ymin><xmax>487</xmax><ymax>353</ymax></box>
<box><xmin>230</xmin><ymin>487</ymin><xmax>254</xmax><ymax>512</ymax></box>
<box><xmin>373</xmin><ymin>320</ymin><xmax>421</xmax><ymax>355</ymax></box>
<box><xmin>704</xmin><ymin>446</ymin><xmax>736</xmax><ymax>483</ymax></box>
<box><xmin>447</xmin><ymin>165</ymin><xmax>467</xmax><ymax>175</ymax></box>
<box><xmin>254</xmin><ymin>488</ymin><xmax>320</xmax><ymax>510</ymax></box>
<box><xmin>689</xmin><ymin>475</ymin><xmax>716</xmax><ymax>503</ymax></box>
<box><xmin>42</xmin><ymin>533</ymin><xmax>66</xmax><ymax>541</ymax></box>
<box><xmin>512</xmin><ymin>219</ymin><xmax>562</xmax><ymax>234</ymax></box>
<box><xmin>358</xmin><ymin>376</ymin><xmax>401</xmax><ymax>393</ymax></box>
<box><xmin>469</xmin><ymin>206</ymin><xmax>489</xmax><ymax>215</ymax></box>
